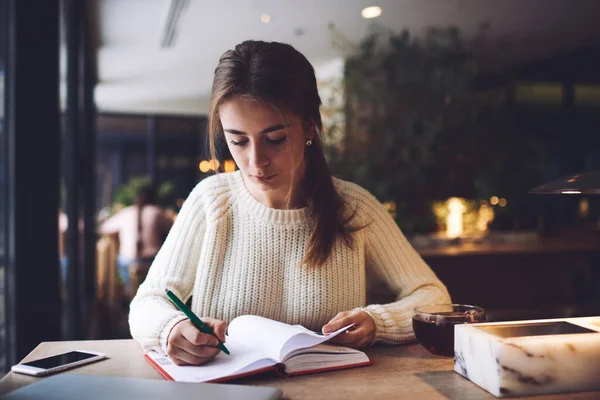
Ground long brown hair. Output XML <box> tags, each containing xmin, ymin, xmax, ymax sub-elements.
<box><xmin>208</xmin><ymin>40</ymin><xmax>357</xmax><ymax>266</ymax></box>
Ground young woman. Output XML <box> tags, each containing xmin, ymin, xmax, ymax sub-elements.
<box><xmin>129</xmin><ymin>40</ymin><xmax>450</xmax><ymax>366</ymax></box>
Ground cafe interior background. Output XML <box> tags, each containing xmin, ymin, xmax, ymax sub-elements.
<box><xmin>2</xmin><ymin>0</ymin><xmax>600</xmax><ymax>374</ymax></box>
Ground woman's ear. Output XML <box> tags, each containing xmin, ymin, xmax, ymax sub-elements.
<box><xmin>305</xmin><ymin>119</ymin><xmax>317</xmax><ymax>142</ymax></box>
<box><xmin>306</xmin><ymin>129</ymin><xmax>314</xmax><ymax>143</ymax></box>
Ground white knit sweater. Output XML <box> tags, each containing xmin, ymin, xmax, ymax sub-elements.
<box><xmin>129</xmin><ymin>171</ymin><xmax>450</xmax><ymax>352</ymax></box>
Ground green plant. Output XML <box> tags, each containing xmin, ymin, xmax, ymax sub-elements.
<box><xmin>112</xmin><ymin>177</ymin><xmax>175</xmax><ymax>211</ymax></box>
<box><xmin>324</xmin><ymin>25</ymin><xmax>548</xmax><ymax>234</ymax></box>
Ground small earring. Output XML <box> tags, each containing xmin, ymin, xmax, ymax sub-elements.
<box><xmin>305</xmin><ymin>139</ymin><xmax>313</xmax><ymax>147</ymax></box>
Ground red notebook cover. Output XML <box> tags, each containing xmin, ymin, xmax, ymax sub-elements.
<box><xmin>144</xmin><ymin>353</ymin><xmax>373</xmax><ymax>383</ymax></box>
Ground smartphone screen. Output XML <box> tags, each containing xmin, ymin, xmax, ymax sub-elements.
<box><xmin>21</xmin><ymin>351</ymin><xmax>98</xmax><ymax>370</ymax></box>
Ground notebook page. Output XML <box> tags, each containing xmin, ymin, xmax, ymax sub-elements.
<box><xmin>283</xmin><ymin>342</ymin><xmax>364</xmax><ymax>360</ymax></box>
<box><xmin>278</xmin><ymin>324</ymin><xmax>352</xmax><ymax>361</ymax></box>
<box><xmin>283</xmin><ymin>343</ymin><xmax>370</xmax><ymax>373</ymax></box>
<box><xmin>146</xmin><ymin>336</ymin><xmax>274</xmax><ymax>382</ymax></box>
<box><xmin>228</xmin><ymin>315</ymin><xmax>352</xmax><ymax>362</ymax></box>
<box><xmin>227</xmin><ymin>315</ymin><xmax>310</xmax><ymax>361</ymax></box>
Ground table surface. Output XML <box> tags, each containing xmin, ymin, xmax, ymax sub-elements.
<box><xmin>1</xmin><ymin>339</ymin><xmax>599</xmax><ymax>399</ymax></box>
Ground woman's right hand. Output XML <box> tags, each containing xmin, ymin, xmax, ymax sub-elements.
<box><xmin>166</xmin><ymin>318</ymin><xmax>227</xmax><ymax>365</ymax></box>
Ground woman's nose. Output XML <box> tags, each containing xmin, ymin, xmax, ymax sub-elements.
<box><xmin>249</xmin><ymin>144</ymin><xmax>270</xmax><ymax>168</ymax></box>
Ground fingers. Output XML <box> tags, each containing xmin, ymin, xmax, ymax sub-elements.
<box><xmin>322</xmin><ymin>310</ymin><xmax>375</xmax><ymax>349</ymax></box>
<box><xmin>167</xmin><ymin>319</ymin><xmax>226</xmax><ymax>364</ymax></box>
<box><xmin>327</xmin><ymin>326</ymin><xmax>370</xmax><ymax>348</ymax></box>
<box><xmin>322</xmin><ymin>312</ymin><xmax>354</xmax><ymax>334</ymax></box>
<box><xmin>327</xmin><ymin>328</ymin><xmax>360</xmax><ymax>344</ymax></box>
<box><xmin>179</xmin><ymin>322</ymin><xmax>220</xmax><ymax>347</ymax></box>
<box><xmin>202</xmin><ymin>317</ymin><xmax>227</xmax><ymax>343</ymax></box>
<box><xmin>167</xmin><ymin>345</ymin><xmax>216</xmax><ymax>366</ymax></box>
<box><xmin>170</xmin><ymin>331</ymin><xmax>221</xmax><ymax>358</ymax></box>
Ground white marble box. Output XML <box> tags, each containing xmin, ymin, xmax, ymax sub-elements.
<box><xmin>454</xmin><ymin>316</ymin><xmax>600</xmax><ymax>398</ymax></box>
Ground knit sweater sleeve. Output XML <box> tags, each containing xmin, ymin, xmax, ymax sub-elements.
<box><xmin>350</xmin><ymin>187</ymin><xmax>451</xmax><ymax>345</ymax></box>
<box><xmin>129</xmin><ymin>181</ymin><xmax>207</xmax><ymax>353</ymax></box>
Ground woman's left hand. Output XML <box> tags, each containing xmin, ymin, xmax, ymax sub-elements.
<box><xmin>321</xmin><ymin>310</ymin><xmax>375</xmax><ymax>348</ymax></box>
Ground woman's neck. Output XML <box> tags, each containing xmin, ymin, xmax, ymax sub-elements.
<box><xmin>251</xmin><ymin>184</ymin><xmax>306</xmax><ymax>210</ymax></box>
<box><xmin>242</xmin><ymin>170</ymin><xmax>307</xmax><ymax>210</ymax></box>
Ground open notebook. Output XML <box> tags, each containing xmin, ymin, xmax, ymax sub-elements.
<box><xmin>145</xmin><ymin>315</ymin><xmax>373</xmax><ymax>383</ymax></box>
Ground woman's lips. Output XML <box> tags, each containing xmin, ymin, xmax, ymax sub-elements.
<box><xmin>251</xmin><ymin>174</ymin><xmax>276</xmax><ymax>182</ymax></box>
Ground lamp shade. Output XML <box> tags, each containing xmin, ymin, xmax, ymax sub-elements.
<box><xmin>530</xmin><ymin>171</ymin><xmax>600</xmax><ymax>194</ymax></box>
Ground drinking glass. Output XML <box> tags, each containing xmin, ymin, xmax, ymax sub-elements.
<box><xmin>413</xmin><ymin>304</ymin><xmax>486</xmax><ymax>357</ymax></box>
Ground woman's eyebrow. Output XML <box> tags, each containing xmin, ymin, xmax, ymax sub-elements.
<box><xmin>223</xmin><ymin>124</ymin><xmax>289</xmax><ymax>135</ymax></box>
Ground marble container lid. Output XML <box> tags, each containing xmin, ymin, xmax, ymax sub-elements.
<box><xmin>454</xmin><ymin>316</ymin><xmax>600</xmax><ymax>398</ymax></box>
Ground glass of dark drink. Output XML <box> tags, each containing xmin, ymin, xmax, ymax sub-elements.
<box><xmin>413</xmin><ymin>304</ymin><xmax>485</xmax><ymax>357</ymax></box>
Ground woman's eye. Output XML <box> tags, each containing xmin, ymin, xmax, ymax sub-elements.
<box><xmin>230</xmin><ymin>140</ymin><xmax>248</xmax><ymax>146</ymax></box>
<box><xmin>267</xmin><ymin>137</ymin><xmax>286</xmax><ymax>145</ymax></box>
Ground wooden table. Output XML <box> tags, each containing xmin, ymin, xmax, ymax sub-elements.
<box><xmin>1</xmin><ymin>340</ymin><xmax>599</xmax><ymax>399</ymax></box>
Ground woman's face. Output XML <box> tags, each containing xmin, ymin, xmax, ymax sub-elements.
<box><xmin>219</xmin><ymin>97</ymin><xmax>311</xmax><ymax>208</ymax></box>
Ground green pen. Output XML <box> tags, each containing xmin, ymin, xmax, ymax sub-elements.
<box><xmin>165</xmin><ymin>289</ymin><xmax>231</xmax><ymax>355</ymax></box>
